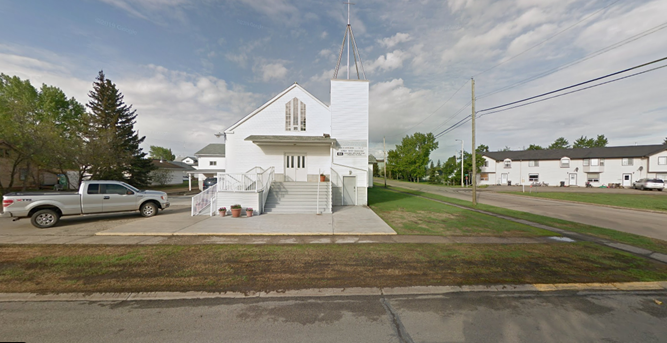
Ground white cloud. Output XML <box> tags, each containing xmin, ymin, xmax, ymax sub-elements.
<box><xmin>366</xmin><ymin>50</ymin><xmax>409</xmax><ymax>74</ymax></box>
<box><xmin>320</xmin><ymin>31</ymin><xmax>328</xmax><ymax>39</ymax></box>
<box><xmin>378</xmin><ymin>33</ymin><xmax>412</xmax><ymax>48</ymax></box>
<box><xmin>258</xmin><ymin>62</ymin><xmax>288</xmax><ymax>82</ymax></box>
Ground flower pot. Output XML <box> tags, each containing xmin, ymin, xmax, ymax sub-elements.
<box><xmin>231</xmin><ymin>208</ymin><xmax>241</xmax><ymax>218</ymax></box>
<box><xmin>246</xmin><ymin>210</ymin><xmax>253</xmax><ymax>218</ymax></box>
<box><xmin>320</xmin><ymin>175</ymin><xmax>326</xmax><ymax>182</ymax></box>
<box><xmin>219</xmin><ymin>211</ymin><xmax>226</xmax><ymax>217</ymax></box>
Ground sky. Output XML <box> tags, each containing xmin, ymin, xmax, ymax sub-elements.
<box><xmin>1</xmin><ymin>0</ymin><xmax>666</xmax><ymax>163</ymax></box>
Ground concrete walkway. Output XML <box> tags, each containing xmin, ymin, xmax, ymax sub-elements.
<box><xmin>96</xmin><ymin>205</ymin><xmax>396</xmax><ymax>236</ymax></box>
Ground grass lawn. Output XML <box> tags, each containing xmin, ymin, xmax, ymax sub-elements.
<box><xmin>381</xmin><ymin>184</ymin><xmax>667</xmax><ymax>255</ymax></box>
<box><xmin>2</xmin><ymin>243</ymin><xmax>666</xmax><ymax>293</ymax></box>
<box><xmin>503</xmin><ymin>191</ymin><xmax>667</xmax><ymax>212</ymax></box>
<box><xmin>368</xmin><ymin>187</ymin><xmax>554</xmax><ymax>237</ymax></box>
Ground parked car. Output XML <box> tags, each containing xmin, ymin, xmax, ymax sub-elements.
<box><xmin>203</xmin><ymin>177</ymin><xmax>218</xmax><ymax>190</ymax></box>
<box><xmin>1</xmin><ymin>180</ymin><xmax>170</xmax><ymax>228</ymax></box>
<box><xmin>632</xmin><ymin>178</ymin><xmax>664</xmax><ymax>191</ymax></box>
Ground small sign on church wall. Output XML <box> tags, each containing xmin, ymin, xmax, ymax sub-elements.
<box><xmin>335</xmin><ymin>140</ymin><xmax>367</xmax><ymax>157</ymax></box>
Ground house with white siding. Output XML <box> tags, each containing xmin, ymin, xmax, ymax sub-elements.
<box><xmin>480</xmin><ymin>144</ymin><xmax>667</xmax><ymax>187</ymax></box>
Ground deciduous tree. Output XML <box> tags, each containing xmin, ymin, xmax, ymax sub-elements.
<box><xmin>150</xmin><ymin>145</ymin><xmax>175</xmax><ymax>161</ymax></box>
<box><xmin>548</xmin><ymin>137</ymin><xmax>570</xmax><ymax>149</ymax></box>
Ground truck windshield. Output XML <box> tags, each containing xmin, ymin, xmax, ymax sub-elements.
<box><xmin>121</xmin><ymin>182</ymin><xmax>142</xmax><ymax>193</ymax></box>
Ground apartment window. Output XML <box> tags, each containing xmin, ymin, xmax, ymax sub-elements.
<box><xmin>600</xmin><ymin>159</ymin><xmax>605</xmax><ymax>166</ymax></box>
<box><xmin>587</xmin><ymin>173</ymin><xmax>600</xmax><ymax>182</ymax></box>
<box><xmin>483</xmin><ymin>160</ymin><xmax>489</xmax><ymax>167</ymax></box>
<box><xmin>529</xmin><ymin>173</ymin><xmax>539</xmax><ymax>182</ymax></box>
<box><xmin>560</xmin><ymin>158</ymin><xmax>570</xmax><ymax>168</ymax></box>
<box><xmin>285</xmin><ymin>97</ymin><xmax>306</xmax><ymax>131</ymax></box>
<box><xmin>528</xmin><ymin>160</ymin><xmax>539</xmax><ymax>167</ymax></box>
<box><xmin>209</xmin><ymin>161</ymin><xmax>217</xmax><ymax>166</ymax></box>
<box><xmin>583</xmin><ymin>159</ymin><xmax>589</xmax><ymax>166</ymax></box>
<box><xmin>19</xmin><ymin>168</ymin><xmax>28</xmax><ymax>181</ymax></box>
<box><xmin>0</xmin><ymin>148</ymin><xmax>9</xmax><ymax>158</ymax></box>
<box><xmin>659</xmin><ymin>156</ymin><xmax>667</xmax><ymax>165</ymax></box>
<box><xmin>504</xmin><ymin>159</ymin><xmax>512</xmax><ymax>168</ymax></box>
<box><xmin>480</xmin><ymin>173</ymin><xmax>489</xmax><ymax>181</ymax></box>
<box><xmin>622</xmin><ymin>158</ymin><xmax>633</xmax><ymax>166</ymax></box>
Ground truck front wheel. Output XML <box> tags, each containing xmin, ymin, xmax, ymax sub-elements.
<box><xmin>30</xmin><ymin>209</ymin><xmax>60</xmax><ymax>228</ymax></box>
<box><xmin>140</xmin><ymin>202</ymin><xmax>158</xmax><ymax>217</ymax></box>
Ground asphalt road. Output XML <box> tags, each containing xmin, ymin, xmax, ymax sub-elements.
<box><xmin>2</xmin><ymin>292</ymin><xmax>666</xmax><ymax>342</ymax></box>
<box><xmin>386</xmin><ymin>180</ymin><xmax>667</xmax><ymax>241</ymax></box>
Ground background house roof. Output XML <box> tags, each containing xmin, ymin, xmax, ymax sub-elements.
<box><xmin>368</xmin><ymin>154</ymin><xmax>377</xmax><ymax>163</ymax></box>
<box><xmin>194</xmin><ymin>144</ymin><xmax>226</xmax><ymax>156</ymax></box>
<box><xmin>151</xmin><ymin>160</ymin><xmax>196</xmax><ymax>170</ymax></box>
<box><xmin>484</xmin><ymin>144</ymin><xmax>667</xmax><ymax>161</ymax></box>
<box><xmin>181</xmin><ymin>156</ymin><xmax>198</xmax><ymax>162</ymax></box>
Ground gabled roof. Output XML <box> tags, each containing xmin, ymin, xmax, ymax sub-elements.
<box><xmin>368</xmin><ymin>154</ymin><xmax>377</xmax><ymax>163</ymax></box>
<box><xmin>181</xmin><ymin>156</ymin><xmax>198</xmax><ymax>162</ymax></box>
<box><xmin>195</xmin><ymin>144</ymin><xmax>226</xmax><ymax>156</ymax></box>
<box><xmin>226</xmin><ymin>83</ymin><xmax>329</xmax><ymax>132</ymax></box>
<box><xmin>151</xmin><ymin>160</ymin><xmax>196</xmax><ymax>170</ymax></box>
<box><xmin>484</xmin><ymin>144</ymin><xmax>666</xmax><ymax>161</ymax></box>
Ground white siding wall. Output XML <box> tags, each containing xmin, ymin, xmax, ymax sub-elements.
<box><xmin>198</xmin><ymin>157</ymin><xmax>226</xmax><ymax>171</ymax></box>
<box><xmin>226</xmin><ymin>86</ymin><xmax>332</xmax><ymax>174</ymax></box>
<box><xmin>330</xmin><ymin>79</ymin><xmax>369</xmax><ymax>205</ymax></box>
<box><xmin>484</xmin><ymin>157</ymin><xmax>652</xmax><ymax>187</ymax></box>
<box><xmin>216</xmin><ymin>192</ymin><xmax>261</xmax><ymax>214</ymax></box>
<box><xmin>648</xmin><ymin>150</ymin><xmax>667</xmax><ymax>176</ymax></box>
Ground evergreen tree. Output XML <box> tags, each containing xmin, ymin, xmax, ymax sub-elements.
<box><xmin>85</xmin><ymin>71</ymin><xmax>155</xmax><ymax>187</ymax></box>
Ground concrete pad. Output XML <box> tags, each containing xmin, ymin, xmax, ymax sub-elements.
<box><xmin>259</xmin><ymin>287</ymin><xmax>382</xmax><ymax>298</ymax></box>
<box><xmin>649</xmin><ymin>252</ymin><xmax>667</xmax><ymax>263</ymax></box>
<box><xmin>382</xmin><ymin>286</ymin><xmax>463</xmax><ymax>295</ymax></box>
<box><xmin>96</xmin><ymin>211</ymin><xmax>209</xmax><ymax>236</ymax></box>
<box><xmin>332</xmin><ymin>206</ymin><xmax>396</xmax><ymax>235</ymax></box>
<box><xmin>174</xmin><ymin>214</ymin><xmax>334</xmax><ymax>236</ymax></box>
<box><xmin>67</xmin><ymin>236</ymin><xmax>157</xmax><ymax>245</ymax></box>
<box><xmin>605</xmin><ymin>243</ymin><xmax>653</xmax><ymax>255</ymax></box>
<box><xmin>611</xmin><ymin>282</ymin><xmax>664</xmax><ymax>290</ymax></box>
<box><xmin>392</xmin><ymin>236</ymin><xmax>454</xmax><ymax>244</ymax></box>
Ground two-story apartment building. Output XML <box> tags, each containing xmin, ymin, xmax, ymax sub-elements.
<box><xmin>480</xmin><ymin>145</ymin><xmax>667</xmax><ymax>187</ymax></box>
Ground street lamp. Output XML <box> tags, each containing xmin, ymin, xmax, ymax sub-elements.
<box><xmin>455</xmin><ymin>139</ymin><xmax>464</xmax><ymax>187</ymax></box>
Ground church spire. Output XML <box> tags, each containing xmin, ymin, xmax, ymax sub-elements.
<box><xmin>333</xmin><ymin>2</ymin><xmax>366</xmax><ymax>80</ymax></box>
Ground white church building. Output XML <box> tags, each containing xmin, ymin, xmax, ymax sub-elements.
<box><xmin>191</xmin><ymin>16</ymin><xmax>371</xmax><ymax>216</ymax></box>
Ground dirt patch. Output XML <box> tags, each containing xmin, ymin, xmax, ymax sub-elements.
<box><xmin>1</xmin><ymin>243</ymin><xmax>666</xmax><ymax>293</ymax></box>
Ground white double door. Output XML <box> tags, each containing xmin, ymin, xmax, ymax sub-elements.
<box><xmin>285</xmin><ymin>154</ymin><xmax>307</xmax><ymax>182</ymax></box>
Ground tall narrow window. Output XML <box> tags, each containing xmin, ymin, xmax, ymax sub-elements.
<box><xmin>285</xmin><ymin>102</ymin><xmax>292</xmax><ymax>131</ymax></box>
<box><xmin>285</xmin><ymin>98</ymin><xmax>306</xmax><ymax>132</ymax></box>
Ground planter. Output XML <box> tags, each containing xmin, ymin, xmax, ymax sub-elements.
<box><xmin>320</xmin><ymin>175</ymin><xmax>326</xmax><ymax>182</ymax></box>
<box><xmin>231</xmin><ymin>208</ymin><xmax>241</xmax><ymax>218</ymax></box>
<box><xmin>219</xmin><ymin>211</ymin><xmax>226</xmax><ymax>217</ymax></box>
<box><xmin>246</xmin><ymin>210</ymin><xmax>253</xmax><ymax>218</ymax></box>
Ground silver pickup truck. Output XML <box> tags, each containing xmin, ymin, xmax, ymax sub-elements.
<box><xmin>1</xmin><ymin>180</ymin><xmax>170</xmax><ymax>228</ymax></box>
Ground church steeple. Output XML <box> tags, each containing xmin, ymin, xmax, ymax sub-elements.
<box><xmin>333</xmin><ymin>2</ymin><xmax>366</xmax><ymax>80</ymax></box>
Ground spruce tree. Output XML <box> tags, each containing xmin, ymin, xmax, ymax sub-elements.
<box><xmin>86</xmin><ymin>71</ymin><xmax>155</xmax><ymax>187</ymax></box>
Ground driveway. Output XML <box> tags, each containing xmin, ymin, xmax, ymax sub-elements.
<box><xmin>386</xmin><ymin>180</ymin><xmax>667</xmax><ymax>241</ymax></box>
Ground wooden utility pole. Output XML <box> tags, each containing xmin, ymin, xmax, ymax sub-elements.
<box><xmin>383</xmin><ymin>136</ymin><xmax>387</xmax><ymax>188</ymax></box>
<box><xmin>471</xmin><ymin>78</ymin><xmax>477</xmax><ymax>206</ymax></box>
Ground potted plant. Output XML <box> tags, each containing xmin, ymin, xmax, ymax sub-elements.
<box><xmin>230</xmin><ymin>204</ymin><xmax>242</xmax><ymax>218</ymax></box>
<box><xmin>246</xmin><ymin>207</ymin><xmax>253</xmax><ymax>218</ymax></box>
<box><xmin>218</xmin><ymin>207</ymin><xmax>226</xmax><ymax>217</ymax></box>
<box><xmin>320</xmin><ymin>173</ymin><xmax>326</xmax><ymax>182</ymax></box>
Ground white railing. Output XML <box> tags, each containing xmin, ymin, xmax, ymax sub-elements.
<box><xmin>217</xmin><ymin>173</ymin><xmax>259</xmax><ymax>192</ymax></box>
<box><xmin>258</xmin><ymin>167</ymin><xmax>275</xmax><ymax>213</ymax></box>
<box><xmin>191</xmin><ymin>185</ymin><xmax>217</xmax><ymax>216</ymax></box>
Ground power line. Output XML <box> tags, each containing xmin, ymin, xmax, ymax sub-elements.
<box><xmin>400</xmin><ymin>80</ymin><xmax>469</xmax><ymax>136</ymax></box>
<box><xmin>477</xmin><ymin>56</ymin><xmax>667</xmax><ymax>113</ymax></box>
<box><xmin>478</xmin><ymin>64</ymin><xmax>667</xmax><ymax>117</ymax></box>
<box><xmin>473</xmin><ymin>0</ymin><xmax>621</xmax><ymax>78</ymax></box>
<box><xmin>433</xmin><ymin>60</ymin><xmax>667</xmax><ymax>138</ymax></box>
<box><xmin>477</xmin><ymin>20</ymin><xmax>667</xmax><ymax>99</ymax></box>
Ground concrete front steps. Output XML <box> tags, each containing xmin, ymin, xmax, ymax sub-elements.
<box><xmin>264</xmin><ymin>182</ymin><xmax>331</xmax><ymax>214</ymax></box>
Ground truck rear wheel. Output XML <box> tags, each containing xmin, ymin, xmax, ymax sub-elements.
<box><xmin>30</xmin><ymin>209</ymin><xmax>60</xmax><ymax>228</ymax></box>
<box><xmin>140</xmin><ymin>202</ymin><xmax>158</xmax><ymax>217</ymax></box>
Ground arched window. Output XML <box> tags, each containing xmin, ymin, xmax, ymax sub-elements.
<box><xmin>285</xmin><ymin>98</ymin><xmax>306</xmax><ymax>131</ymax></box>
<box><xmin>503</xmin><ymin>159</ymin><xmax>512</xmax><ymax>168</ymax></box>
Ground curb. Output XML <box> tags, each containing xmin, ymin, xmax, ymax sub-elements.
<box><xmin>1</xmin><ymin>282</ymin><xmax>666</xmax><ymax>302</ymax></box>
